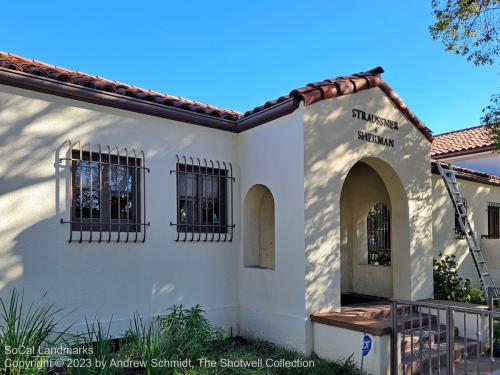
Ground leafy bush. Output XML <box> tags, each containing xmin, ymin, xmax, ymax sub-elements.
<box><xmin>433</xmin><ymin>253</ymin><xmax>485</xmax><ymax>304</ymax></box>
<box><xmin>160</xmin><ymin>305</ymin><xmax>223</xmax><ymax>361</ymax></box>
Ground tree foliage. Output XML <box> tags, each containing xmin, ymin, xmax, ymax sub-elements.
<box><xmin>430</xmin><ymin>0</ymin><xmax>500</xmax><ymax>66</ymax></box>
<box><xmin>481</xmin><ymin>94</ymin><xmax>500</xmax><ymax>148</ymax></box>
<box><xmin>430</xmin><ymin>0</ymin><xmax>499</xmax><ymax>145</ymax></box>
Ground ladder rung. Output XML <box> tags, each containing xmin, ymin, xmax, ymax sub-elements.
<box><xmin>482</xmin><ymin>273</ymin><xmax>491</xmax><ymax>277</ymax></box>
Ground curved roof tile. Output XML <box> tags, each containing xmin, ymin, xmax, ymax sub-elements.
<box><xmin>0</xmin><ymin>52</ymin><xmax>432</xmax><ymax>140</ymax></box>
<box><xmin>432</xmin><ymin>125</ymin><xmax>495</xmax><ymax>157</ymax></box>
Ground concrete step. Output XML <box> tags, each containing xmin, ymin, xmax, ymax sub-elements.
<box><xmin>401</xmin><ymin>324</ymin><xmax>459</xmax><ymax>352</ymax></box>
<box><xmin>340</xmin><ymin>302</ymin><xmax>415</xmax><ymax>319</ymax></box>
<box><xmin>390</xmin><ymin>311</ymin><xmax>438</xmax><ymax>331</ymax></box>
<box><xmin>402</xmin><ymin>337</ymin><xmax>478</xmax><ymax>374</ymax></box>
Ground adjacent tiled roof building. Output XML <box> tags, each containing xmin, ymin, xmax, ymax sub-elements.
<box><xmin>432</xmin><ymin>125</ymin><xmax>495</xmax><ymax>158</ymax></box>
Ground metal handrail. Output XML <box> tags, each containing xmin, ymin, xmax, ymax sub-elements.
<box><xmin>390</xmin><ymin>297</ymin><xmax>500</xmax><ymax>374</ymax></box>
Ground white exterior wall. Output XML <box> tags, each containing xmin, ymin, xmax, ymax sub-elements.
<box><xmin>303</xmin><ymin>88</ymin><xmax>434</xmax><ymax>318</ymax></box>
<box><xmin>313</xmin><ymin>324</ymin><xmax>391</xmax><ymax>375</ymax></box>
<box><xmin>432</xmin><ymin>174</ymin><xmax>500</xmax><ymax>286</ymax></box>
<box><xmin>237</xmin><ymin>106</ymin><xmax>308</xmax><ymax>352</ymax></box>
<box><xmin>0</xmin><ymin>84</ymin><xmax>240</xmax><ymax>334</ymax></box>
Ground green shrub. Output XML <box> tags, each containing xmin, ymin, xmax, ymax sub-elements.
<box><xmin>0</xmin><ymin>289</ymin><xmax>69</xmax><ymax>375</ymax></box>
<box><xmin>160</xmin><ymin>305</ymin><xmax>223</xmax><ymax>361</ymax></box>
<box><xmin>64</xmin><ymin>317</ymin><xmax>119</xmax><ymax>375</ymax></box>
<box><xmin>117</xmin><ymin>313</ymin><xmax>178</xmax><ymax>375</ymax></box>
<box><xmin>0</xmin><ymin>291</ymin><xmax>361</xmax><ymax>375</ymax></box>
<box><xmin>433</xmin><ymin>253</ymin><xmax>485</xmax><ymax>304</ymax></box>
<box><xmin>195</xmin><ymin>337</ymin><xmax>361</xmax><ymax>375</ymax></box>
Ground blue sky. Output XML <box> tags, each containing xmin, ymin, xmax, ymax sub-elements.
<box><xmin>1</xmin><ymin>0</ymin><xmax>498</xmax><ymax>134</ymax></box>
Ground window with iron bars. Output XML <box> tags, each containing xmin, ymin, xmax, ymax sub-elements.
<box><xmin>170</xmin><ymin>156</ymin><xmax>234</xmax><ymax>242</ymax></box>
<box><xmin>454</xmin><ymin>197</ymin><xmax>467</xmax><ymax>239</ymax></box>
<box><xmin>60</xmin><ymin>142</ymin><xmax>149</xmax><ymax>243</ymax></box>
<box><xmin>367</xmin><ymin>202</ymin><xmax>391</xmax><ymax>266</ymax></box>
<box><xmin>486</xmin><ymin>202</ymin><xmax>500</xmax><ymax>239</ymax></box>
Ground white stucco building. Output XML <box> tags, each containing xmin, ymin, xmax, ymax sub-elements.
<box><xmin>0</xmin><ymin>52</ymin><xmax>499</xmax><ymax>369</ymax></box>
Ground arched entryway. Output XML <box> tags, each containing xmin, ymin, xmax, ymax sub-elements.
<box><xmin>340</xmin><ymin>158</ymin><xmax>410</xmax><ymax>302</ymax></box>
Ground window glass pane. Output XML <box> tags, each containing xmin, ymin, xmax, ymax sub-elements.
<box><xmin>178</xmin><ymin>172</ymin><xmax>198</xmax><ymax>225</ymax></box>
<box><xmin>179</xmin><ymin>172</ymin><xmax>195</xmax><ymax>196</ymax></box>
<box><xmin>367</xmin><ymin>202</ymin><xmax>390</xmax><ymax>266</ymax></box>
<box><xmin>75</xmin><ymin>191</ymin><xmax>100</xmax><ymax>219</ymax></box>
<box><xmin>107</xmin><ymin>164</ymin><xmax>135</xmax><ymax>220</ymax></box>
<box><xmin>74</xmin><ymin>159</ymin><xmax>100</xmax><ymax>219</ymax></box>
<box><xmin>109</xmin><ymin>165</ymin><xmax>132</xmax><ymax>192</ymax></box>
<box><xmin>111</xmin><ymin>192</ymin><xmax>134</xmax><ymax>220</ymax></box>
<box><xmin>202</xmin><ymin>175</ymin><xmax>220</xmax><ymax>225</ymax></box>
<box><xmin>74</xmin><ymin>160</ymin><xmax>100</xmax><ymax>189</ymax></box>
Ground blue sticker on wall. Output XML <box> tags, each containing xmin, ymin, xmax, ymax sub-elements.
<box><xmin>362</xmin><ymin>334</ymin><xmax>372</xmax><ymax>357</ymax></box>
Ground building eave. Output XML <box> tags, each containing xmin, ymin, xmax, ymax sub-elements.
<box><xmin>432</xmin><ymin>145</ymin><xmax>497</xmax><ymax>160</ymax></box>
<box><xmin>0</xmin><ymin>67</ymin><xmax>304</xmax><ymax>133</ymax></box>
<box><xmin>431</xmin><ymin>162</ymin><xmax>500</xmax><ymax>187</ymax></box>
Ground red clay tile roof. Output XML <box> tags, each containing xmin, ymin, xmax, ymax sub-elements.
<box><xmin>432</xmin><ymin>125</ymin><xmax>495</xmax><ymax>157</ymax></box>
<box><xmin>0</xmin><ymin>52</ymin><xmax>241</xmax><ymax>121</ymax></box>
<box><xmin>0</xmin><ymin>52</ymin><xmax>432</xmax><ymax>140</ymax></box>
<box><xmin>244</xmin><ymin>67</ymin><xmax>433</xmax><ymax>141</ymax></box>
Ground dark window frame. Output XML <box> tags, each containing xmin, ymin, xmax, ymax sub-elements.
<box><xmin>170</xmin><ymin>156</ymin><xmax>234</xmax><ymax>242</ymax></box>
<box><xmin>176</xmin><ymin>163</ymin><xmax>227</xmax><ymax>234</ymax></box>
<box><xmin>454</xmin><ymin>197</ymin><xmax>467</xmax><ymax>239</ymax></box>
<box><xmin>367</xmin><ymin>202</ymin><xmax>391</xmax><ymax>266</ymax></box>
<box><xmin>70</xmin><ymin>150</ymin><xmax>142</xmax><ymax>233</ymax></box>
<box><xmin>486</xmin><ymin>202</ymin><xmax>500</xmax><ymax>239</ymax></box>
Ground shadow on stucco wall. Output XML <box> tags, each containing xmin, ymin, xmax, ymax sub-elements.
<box><xmin>303</xmin><ymin>88</ymin><xmax>433</xmax><ymax>315</ymax></box>
<box><xmin>0</xmin><ymin>91</ymin><xmax>240</xmax><ymax>332</ymax></box>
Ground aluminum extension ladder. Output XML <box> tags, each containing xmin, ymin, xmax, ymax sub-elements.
<box><xmin>437</xmin><ymin>161</ymin><xmax>500</xmax><ymax>304</ymax></box>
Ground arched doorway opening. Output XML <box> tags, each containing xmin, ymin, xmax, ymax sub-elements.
<box><xmin>340</xmin><ymin>159</ymin><xmax>409</xmax><ymax>303</ymax></box>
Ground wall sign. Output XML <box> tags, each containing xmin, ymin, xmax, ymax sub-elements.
<box><xmin>357</xmin><ymin>131</ymin><xmax>394</xmax><ymax>147</ymax></box>
<box><xmin>352</xmin><ymin>108</ymin><xmax>397</xmax><ymax>148</ymax></box>
<box><xmin>352</xmin><ymin>109</ymin><xmax>399</xmax><ymax>130</ymax></box>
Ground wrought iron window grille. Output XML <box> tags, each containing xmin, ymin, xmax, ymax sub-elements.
<box><xmin>367</xmin><ymin>202</ymin><xmax>391</xmax><ymax>266</ymax></box>
<box><xmin>483</xmin><ymin>202</ymin><xmax>500</xmax><ymax>239</ymax></box>
<box><xmin>59</xmin><ymin>141</ymin><xmax>150</xmax><ymax>243</ymax></box>
<box><xmin>170</xmin><ymin>155</ymin><xmax>235</xmax><ymax>242</ymax></box>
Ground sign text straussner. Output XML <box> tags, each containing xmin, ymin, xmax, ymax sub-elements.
<box><xmin>352</xmin><ymin>108</ymin><xmax>397</xmax><ymax>148</ymax></box>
